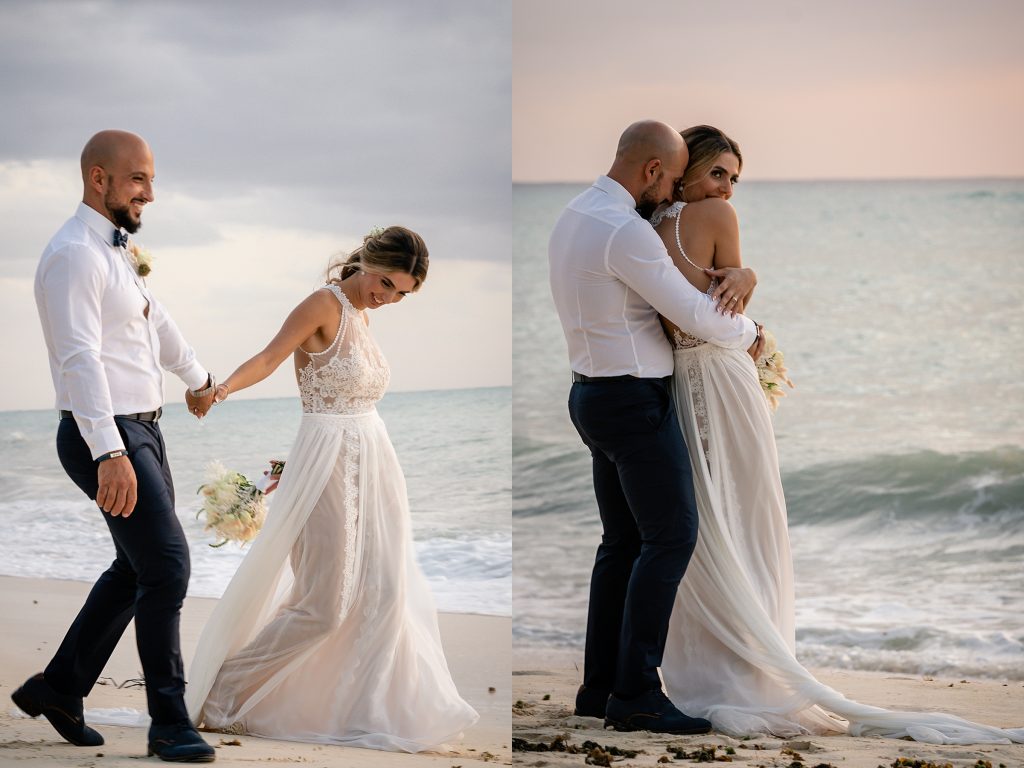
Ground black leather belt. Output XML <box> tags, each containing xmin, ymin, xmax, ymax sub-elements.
<box><xmin>60</xmin><ymin>408</ymin><xmax>162</xmax><ymax>422</ymax></box>
<box><xmin>572</xmin><ymin>372</ymin><xmax>640</xmax><ymax>383</ymax></box>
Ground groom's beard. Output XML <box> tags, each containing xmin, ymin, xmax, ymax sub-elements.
<box><xmin>106</xmin><ymin>196</ymin><xmax>142</xmax><ymax>234</ymax></box>
<box><xmin>635</xmin><ymin>201</ymin><xmax>657</xmax><ymax>220</ymax></box>
<box><xmin>635</xmin><ymin>185</ymin><xmax>661</xmax><ymax>221</ymax></box>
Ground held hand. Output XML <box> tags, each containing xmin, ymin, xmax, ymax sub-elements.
<box><xmin>185</xmin><ymin>388</ymin><xmax>215</xmax><ymax>419</ymax></box>
<box><xmin>97</xmin><ymin>455</ymin><xmax>137</xmax><ymax>518</ymax></box>
<box><xmin>747</xmin><ymin>324</ymin><xmax>766</xmax><ymax>361</ymax></box>
<box><xmin>213</xmin><ymin>383</ymin><xmax>230</xmax><ymax>404</ymax></box>
<box><xmin>706</xmin><ymin>266</ymin><xmax>757</xmax><ymax>316</ymax></box>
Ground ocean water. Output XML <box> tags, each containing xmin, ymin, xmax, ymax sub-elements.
<box><xmin>514</xmin><ymin>179</ymin><xmax>1024</xmax><ymax>680</ymax></box>
<box><xmin>1</xmin><ymin>386</ymin><xmax>510</xmax><ymax>617</ymax></box>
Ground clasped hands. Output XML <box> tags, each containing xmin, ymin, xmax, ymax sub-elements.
<box><xmin>185</xmin><ymin>374</ymin><xmax>218</xmax><ymax>419</ymax></box>
<box><xmin>185</xmin><ymin>381</ymin><xmax>231</xmax><ymax>419</ymax></box>
<box><xmin>185</xmin><ymin>387</ymin><xmax>214</xmax><ymax>419</ymax></box>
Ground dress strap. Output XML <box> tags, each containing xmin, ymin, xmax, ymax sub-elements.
<box><xmin>324</xmin><ymin>283</ymin><xmax>353</xmax><ymax>310</ymax></box>
<box><xmin>299</xmin><ymin>285</ymin><xmax>350</xmax><ymax>356</ymax></box>
<box><xmin>650</xmin><ymin>201</ymin><xmax>686</xmax><ymax>228</ymax></box>
<box><xmin>323</xmin><ymin>282</ymin><xmax>369</xmax><ymax>327</ymax></box>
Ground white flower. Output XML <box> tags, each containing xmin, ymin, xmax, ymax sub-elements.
<box><xmin>756</xmin><ymin>329</ymin><xmax>795</xmax><ymax>413</ymax></box>
<box><xmin>196</xmin><ymin>461</ymin><xmax>268</xmax><ymax>547</ymax></box>
<box><xmin>129</xmin><ymin>242</ymin><xmax>154</xmax><ymax>276</ymax></box>
<box><xmin>368</xmin><ymin>225</ymin><xmax>386</xmax><ymax>238</ymax></box>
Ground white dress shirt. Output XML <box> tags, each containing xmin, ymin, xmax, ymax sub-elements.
<box><xmin>549</xmin><ymin>176</ymin><xmax>757</xmax><ymax>378</ymax></box>
<box><xmin>34</xmin><ymin>202</ymin><xmax>208</xmax><ymax>458</ymax></box>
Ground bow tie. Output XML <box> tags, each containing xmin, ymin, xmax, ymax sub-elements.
<box><xmin>112</xmin><ymin>230</ymin><xmax>129</xmax><ymax>248</ymax></box>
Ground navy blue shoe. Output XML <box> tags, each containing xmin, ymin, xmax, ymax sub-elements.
<box><xmin>574</xmin><ymin>684</ymin><xmax>610</xmax><ymax>718</ymax></box>
<box><xmin>11</xmin><ymin>673</ymin><xmax>104</xmax><ymax>747</ymax></box>
<box><xmin>147</xmin><ymin>722</ymin><xmax>216</xmax><ymax>763</ymax></box>
<box><xmin>605</xmin><ymin>689</ymin><xmax>712</xmax><ymax>735</ymax></box>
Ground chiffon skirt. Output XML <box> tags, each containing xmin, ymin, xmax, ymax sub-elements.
<box><xmin>185</xmin><ymin>410</ymin><xmax>478</xmax><ymax>752</ymax></box>
<box><xmin>662</xmin><ymin>343</ymin><xmax>1024</xmax><ymax>745</ymax></box>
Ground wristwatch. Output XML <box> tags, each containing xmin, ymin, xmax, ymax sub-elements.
<box><xmin>190</xmin><ymin>374</ymin><xmax>217</xmax><ymax>398</ymax></box>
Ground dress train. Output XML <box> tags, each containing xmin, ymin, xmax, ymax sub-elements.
<box><xmin>663</xmin><ymin>340</ymin><xmax>1024</xmax><ymax>745</ymax></box>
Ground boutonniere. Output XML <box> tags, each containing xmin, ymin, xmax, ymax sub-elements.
<box><xmin>129</xmin><ymin>242</ymin><xmax>154</xmax><ymax>277</ymax></box>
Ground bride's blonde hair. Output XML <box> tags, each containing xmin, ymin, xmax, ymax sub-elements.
<box><xmin>327</xmin><ymin>226</ymin><xmax>429</xmax><ymax>290</ymax></box>
<box><xmin>679</xmin><ymin>125</ymin><xmax>743</xmax><ymax>192</ymax></box>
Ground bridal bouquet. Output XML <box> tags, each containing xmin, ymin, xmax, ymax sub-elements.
<box><xmin>196</xmin><ymin>460</ymin><xmax>285</xmax><ymax>547</ymax></box>
<box><xmin>756</xmin><ymin>329</ymin><xmax>795</xmax><ymax>412</ymax></box>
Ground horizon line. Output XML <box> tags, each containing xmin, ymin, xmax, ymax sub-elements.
<box><xmin>512</xmin><ymin>174</ymin><xmax>1024</xmax><ymax>185</ymax></box>
<box><xmin>0</xmin><ymin>383</ymin><xmax>512</xmax><ymax>417</ymax></box>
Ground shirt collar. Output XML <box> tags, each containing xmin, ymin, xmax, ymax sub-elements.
<box><xmin>75</xmin><ymin>202</ymin><xmax>121</xmax><ymax>246</ymax></box>
<box><xmin>593</xmin><ymin>175</ymin><xmax>638</xmax><ymax>209</ymax></box>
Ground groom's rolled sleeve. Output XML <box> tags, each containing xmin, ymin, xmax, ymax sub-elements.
<box><xmin>42</xmin><ymin>245</ymin><xmax>125</xmax><ymax>459</ymax></box>
<box><xmin>150</xmin><ymin>297</ymin><xmax>207</xmax><ymax>390</ymax></box>
<box><xmin>608</xmin><ymin>220</ymin><xmax>756</xmax><ymax>349</ymax></box>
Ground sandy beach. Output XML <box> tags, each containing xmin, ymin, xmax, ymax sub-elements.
<box><xmin>512</xmin><ymin>649</ymin><xmax>1024</xmax><ymax>768</ymax></box>
<box><xmin>0</xmin><ymin>576</ymin><xmax>510</xmax><ymax>767</ymax></box>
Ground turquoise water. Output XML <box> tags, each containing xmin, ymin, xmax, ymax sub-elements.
<box><xmin>1</xmin><ymin>386</ymin><xmax>511</xmax><ymax>616</ymax></box>
<box><xmin>514</xmin><ymin>180</ymin><xmax>1024</xmax><ymax>678</ymax></box>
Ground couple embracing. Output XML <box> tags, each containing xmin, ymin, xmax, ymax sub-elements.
<box><xmin>550</xmin><ymin>120</ymin><xmax>1024</xmax><ymax>744</ymax></box>
<box><xmin>16</xmin><ymin>130</ymin><xmax>477</xmax><ymax>761</ymax></box>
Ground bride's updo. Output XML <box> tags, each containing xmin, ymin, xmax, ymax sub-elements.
<box><xmin>327</xmin><ymin>225</ymin><xmax>429</xmax><ymax>290</ymax></box>
<box><xmin>679</xmin><ymin>125</ymin><xmax>743</xmax><ymax>190</ymax></box>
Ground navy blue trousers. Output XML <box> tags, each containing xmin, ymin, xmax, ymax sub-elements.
<box><xmin>568</xmin><ymin>377</ymin><xmax>700</xmax><ymax>698</ymax></box>
<box><xmin>45</xmin><ymin>416</ymin><xmax>190</xmax><ymax>726</ymax></box>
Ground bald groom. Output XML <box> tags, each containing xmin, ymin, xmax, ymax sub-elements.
<box><xmin>16</xmin><ymin>130</ymin><xmax>217</xmax><ymax>762</ymax></box>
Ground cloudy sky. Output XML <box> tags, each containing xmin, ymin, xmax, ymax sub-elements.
<box><xmin>513</xmin><ymin>0</ymin><xmax>1024</xmax><ymax>181</ymax></box>
<box><xmin>1</xmin><ymin>0</ymin><xmax>510</xmax><ymax>412</ymax></box>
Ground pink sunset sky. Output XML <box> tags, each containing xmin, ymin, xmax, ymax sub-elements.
<box><xmin>513</xmin><ymin>1</ymin><xmax>1024</xmax><ymax>182</ymax></box>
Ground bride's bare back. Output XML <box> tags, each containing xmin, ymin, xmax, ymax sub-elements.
<box><xmin>653</xmin><ymin>198</ymin><xmax>743</xmax><ymax>346</ymax></box>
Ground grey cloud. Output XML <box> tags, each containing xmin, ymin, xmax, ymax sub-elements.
<box><xmin>0</xmin><ymin>0</ymin><xmax>510</xmax><ymax>255</ymax></box>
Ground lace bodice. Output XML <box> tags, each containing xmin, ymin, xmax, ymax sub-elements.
<box><xmin>671</xmin><ymin>325</ymin><xmax>710</xmax><ymax>350</ymax></box>
<box><xmin>296</xmin><ymin>284</ymin><xmax>390</xmax><ymax>414</ymax></box>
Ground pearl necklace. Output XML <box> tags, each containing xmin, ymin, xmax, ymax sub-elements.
<box><xmin>673</xmin><ymin>204</ymin><xmax>705</xmax><ymax>273</ymax></box>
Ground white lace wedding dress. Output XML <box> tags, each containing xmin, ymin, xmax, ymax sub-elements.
<box><xmin>655</xmin><ymin>202</ymin><xmax>1024</xmax><ymax>745</ymax></box>
<box><xmin>181</xmin><ymin>284</ymin><xmax>478</xmax><ymax>751</ymax></box>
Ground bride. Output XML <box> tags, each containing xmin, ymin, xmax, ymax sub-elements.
<box><xmin>185</xmin><ymin>226</ymin><xmax>478</xmax><ymax>751</ymax></box>
<box><xmin>652</xmin><ymin>125</ymin><xmax>1023</xmax><ymax>744</ymax></box>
